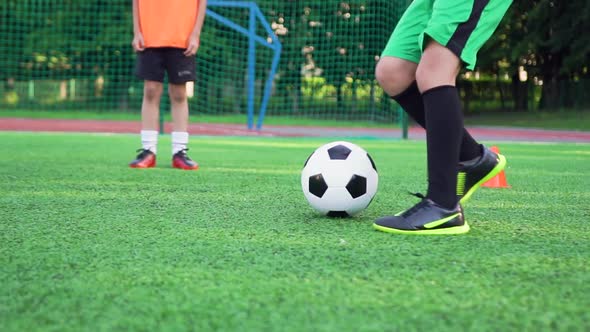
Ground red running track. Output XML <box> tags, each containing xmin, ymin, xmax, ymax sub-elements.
<box><xmin>1</xmin><ymin>117</ymin><xmax>589</xmax><ymax>142</ymax></box>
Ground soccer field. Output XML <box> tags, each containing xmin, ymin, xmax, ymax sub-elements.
<box><xmin>1</xmin><ymin>132</ymin><xmax>589</xmax><ymax>331</ymax></box>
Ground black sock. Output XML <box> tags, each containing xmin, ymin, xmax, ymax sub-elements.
<box><xmin>422</xmin><ymin>86</ymin><xmax>463</xmax><ymax>209</ymax></box>
<box><xmin>392</xmin><ymin>82</ymin><xmax>427</xmax><ymax>126</ymax></box>
<box><xmin>392</xmin><ymin>82</ymin><xmax>481</xmax><ymax>161</ymax></box>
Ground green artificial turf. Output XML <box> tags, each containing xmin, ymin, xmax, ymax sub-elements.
<box><xmin>1</xmin><ymin>132</ymin><xmax>589</xmax><ymax>331</ymax></box>
<box><xmin>463</xmin><ymin>110</ymin><xmax>590</xmax><ymax>132</ymax></box>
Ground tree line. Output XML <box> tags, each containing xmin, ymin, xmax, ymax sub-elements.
<box><xmin>0</xmin><ymin>0</ymin><xmax>588</xmax><ymax>112</ymax></box>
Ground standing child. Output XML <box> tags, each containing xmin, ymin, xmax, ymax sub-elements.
<box><xmin>373</xmin><ymin>0</ymin><xmax>511</xmax><ymax>234</ymax></box>
<box><xmin>129</xmin><ymin>0</ymin><xmax>207</xmax><ymax>170</ymax></box>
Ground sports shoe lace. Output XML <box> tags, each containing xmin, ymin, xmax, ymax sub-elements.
<box><xmin>135</xmin><ymin>149</ymin><xmax>152</xmax><ymax>158</ymax></box>
<box><xmin>400</xmin><ymin>192</ymin><xmax>430</xmax><ymax>217</ymax></box>
<box><xmin>175</xmin><ymin>148</ymin><xmax>193</xmax><ymax>160</ymax></box>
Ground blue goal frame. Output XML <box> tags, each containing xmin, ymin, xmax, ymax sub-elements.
<box><xmin>206</xmin><ymin>1</ymin><xmax>282</xmax><ymax>130</ymax></box>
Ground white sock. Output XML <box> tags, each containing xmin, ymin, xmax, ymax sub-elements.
<box><xmin>171</xmin><ymin>131</ymin><xmax>189</xmax><ymax>155</ymax></box>
<box><xmin>141</xmin><ymin>130</ymin><xmax>158</xmax><ymax>154</ymax></box>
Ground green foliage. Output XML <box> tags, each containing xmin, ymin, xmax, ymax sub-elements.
<box><xmin>1</xmin><ymin>0</ymin><xmax>589</xmax><ymax>118</ymax></box>
<box><xmin>522</xmin><ymin>1</ymin><xmax>590</xmax><ymax>77</ymax></box>
<box><xmin>479</xmin><ymin>0</ymin><xmax>590</xmax><ymax>109</ymax></box>
<box><xmin>1</xmin><ymin>133</ymin><xmax>589</xmax><ymax>331</ymax></box>
<box><xmin>257</xmin><ymin>0</ymin><xmax>404</xmax><ymax>116</ymax></box>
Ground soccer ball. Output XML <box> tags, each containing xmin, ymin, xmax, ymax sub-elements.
<box><xmin>301</xmin><ymin>141</ymin><xmax>378</xmax><ymax>217</ymax></box>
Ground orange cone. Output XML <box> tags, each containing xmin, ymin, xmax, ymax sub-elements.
<box><xmin>482</xmin><ymin>146</ymin><xmax>510</xmax><ymax>188</ymax></box>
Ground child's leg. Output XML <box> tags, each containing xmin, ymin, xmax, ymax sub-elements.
<box><xmin>169</xmin><ymin>83</ymin><xmax>189</xmax><ymax>134</ymax></box>
<box><xmin>414</xmin><ymin>0</ymin><xmax>512</xmax><ymax>208</ymax></box>
<box><xmin>164</xmin><ymin>47</ymin><xmax>196</xmax><ymax>157</ymax></box>
<box><xmin>375</xmin><ymin>57</ymin><xmax>417</xmax><ymax>97</ymax></box>
<box><xmin>376</xmin><ymin>57</ymin><xmax>481</xmax><ymax>162</ymax></box>
<box><xmin>141</xmin><ymin>80</ymin><xmax>163</xmax><ymax>131</ymax></box>
<box><xmin>140</xmin><ymin>80</ymin><xmax>163</xmax><ymax>153</ymax></box>
<box><xmin>375</xmin><ymin>0</ymin><xmax>482</xmax><ymax>162</ymax></box>
<box><xmin>168</xmin><ymin>83</ymin><xmax>190</xmax><ymax>155</ymax></box>
<box><xmin>168</xmin><ymin>82</ymin><xmax>198</xmax><ymax>170</ymax></box>
<box><xmin>416</xmin><ymin>41</ymin><xmax>463</xmax><ymax>209</ymax></box>
<box><xmin>128</xmin><ymin>80</ymin><xmax>161</xmax><ymax>167</ymax></box>
<box><xmin>373</xmin><ymin>0</ymin><xmax>512</xmax><ymax>234</ymax></box>
<box><xmin>134</xmin><ymin>48</ymin><xmax>166</xmax><ymax>156</ymax></box>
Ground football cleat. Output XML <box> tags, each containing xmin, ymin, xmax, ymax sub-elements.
<box><xmin>129</xmin><ymin>149</ymin><xmax>156</xmax><ymax>168</ymax></box>
<box><xmin>172</xmin><ymin>149</ymin><xmax>199</xmax><ymax>170</ymax></box>
<box><xmin>374</xmin><ymin>193</ymin><xmax>469</xmax><ymax>235</ymax></box>
<box><xmin>457</xmin><ymin>145</ymin><xmax>507</xmax><ymax>205</ymax></box>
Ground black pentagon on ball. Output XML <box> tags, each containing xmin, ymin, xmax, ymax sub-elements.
<box><xmin>308</xmin><ymin>173</ymin><xmax>328</xmax><ymax>198</ymax></box>
<box><xmin>346</xmin><ymin>174</ymin><xmax>367</xmax><ymax>198</ymax></box>
<box><xmin>327</xmin><ymin>211</ymin><xmax>350</xmax><ymax>218</ymax></box>
<box><xmin>327</xmin><ymin>144</ymin><xmax>352</xmax><ymax>160</ymax></box>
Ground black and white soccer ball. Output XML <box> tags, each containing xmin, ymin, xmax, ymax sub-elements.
<box><xmin>301</xmin><ymin>141</ymin><xmax>378</xmax><ymax>217</ymax></box>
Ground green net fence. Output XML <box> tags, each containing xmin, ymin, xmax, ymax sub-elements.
<box><xmin>0</xmin><ymin>0</ymin><xmax>407</xmax><ymax>127</ymax></box>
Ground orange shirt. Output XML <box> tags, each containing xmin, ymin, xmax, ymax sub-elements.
<box><xmin>138</xmin><ymin>0</ymin><xmax>199</xmax><ymax>48</ymax></box>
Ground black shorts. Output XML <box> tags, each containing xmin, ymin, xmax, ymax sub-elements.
<box><xmin>135</xmin><ymin>47</ymin><xmax>196</xmax><ymax>84</ymax></box>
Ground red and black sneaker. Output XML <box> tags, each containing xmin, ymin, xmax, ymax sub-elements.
<box><xmin>129</xmin><ymin>149</ymin><xmax>156</xmax><ymax>168</ymax></box>
<box><xmin>172</xmin><ymin>149</ymin><xmax>199</xmax><ymax>170</ymax></box>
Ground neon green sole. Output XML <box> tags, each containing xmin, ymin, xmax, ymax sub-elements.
<box><xmin>373</xmin><ymin>222</ymin><xmax>470</xmax><ymax>235</ymax></box>
<box><xmin>459</xmin><ymin>154</ymin><xmax>507</xmax><ymax>205</ymax></box>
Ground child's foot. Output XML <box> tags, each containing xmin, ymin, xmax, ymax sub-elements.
<box><xmin>457</xmin><ymin>146</ymin><xmax>506</xmax><ymax>205</ymax></box>
<box><xmin>129</xmin><ymin>149</ymin><xmax>156</xmax><ymax>168</ymax></box>
<box><xmin>172</xmin><ymin>149</ymin><xmax>199</xmax><ymax>170</ymax></box>
<box><xmin>374</xmin><ymin>194</ymin><xmax>469</xmax><ymax>235</ymax></box>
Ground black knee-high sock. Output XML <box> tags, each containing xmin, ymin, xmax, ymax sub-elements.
<box><xmin>422</xmin><ymin>86</ymin><xmax>463</xmax><ymax>209</ymax></box>
<box><xmin>392</xmin><ymin>82</ymin><xmax>481</xmax><ymax>162</ymax></box>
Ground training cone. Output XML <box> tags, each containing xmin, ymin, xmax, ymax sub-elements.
<box><xmin>482</xmin><ymin>146</ymin><xmax>510</xmax><ymax>188</ymax></box>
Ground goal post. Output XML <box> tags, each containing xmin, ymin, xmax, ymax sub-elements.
<box><xmin>206</xmin><ymin>1</ymin><xmax>282</xmax><ymax>129</ymax></box>
<box><xmin>0</xmin><ymin>0</ymin><xmax>408</xmax><ymax>136</ymax></box>
<box><xmin>198</xmin><ymin>0</ymin><xmax>408</xmax><ymax>132</ymax></box>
